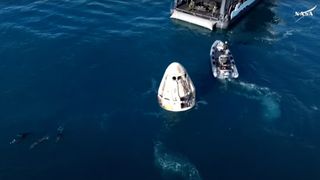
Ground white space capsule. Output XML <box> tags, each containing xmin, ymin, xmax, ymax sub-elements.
<box><xmin>158</xmin><ymin>62</ymin><xmax>196</xmax><ymax>112</ymax></box>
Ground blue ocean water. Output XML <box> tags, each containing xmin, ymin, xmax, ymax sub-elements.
<box><xmin>0</xmin><ymin>0</ymin><xmax>320</xmax><ymax>179</ymax></box>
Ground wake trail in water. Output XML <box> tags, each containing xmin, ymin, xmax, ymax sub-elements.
<box><xmin>154</xmin><ymin>141</ymin><xmax>202</xmax><ymax>180</ymax></box>
<box><xmin>228</xmin><ymin>80</ymin><xmax>281</xmax><ymax>121</ymax></box>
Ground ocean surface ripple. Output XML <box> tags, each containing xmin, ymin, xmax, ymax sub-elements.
<box><xmin>0</xmin><ymin>0</ymin><xmax>320</xmax><ymax>180</ymax></box>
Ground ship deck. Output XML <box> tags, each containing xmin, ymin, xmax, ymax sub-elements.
<box><xmin>176</xmin><ymin>1</ymin><xmax>221</xmax><ymax>20</ymax></box>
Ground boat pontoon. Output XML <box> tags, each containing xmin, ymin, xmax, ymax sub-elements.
<box><xmin>171</xmin><ymin>0</ymin><xmax>260</xmax><ymax>30</ymax></box>
<box><xmin>210</xmin><ymin>40</ymin><xmax>239</xmax><ymax>79</ymax></box>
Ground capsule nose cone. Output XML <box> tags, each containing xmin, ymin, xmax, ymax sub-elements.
<box><xmin>165</xmin><ymin>62</ymin><xmax>186</xmax><ymax>75</ymax></box>
<box><xmin>157</xmin><ymin>62</ymin><xmax>196</xmax><ymax>112</ymax></box>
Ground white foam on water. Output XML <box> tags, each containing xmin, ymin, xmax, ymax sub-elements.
<box><xmin>229</xmin><ymin>80</ymin><xmax>281</xmax><ymax>121</ymax></box>
<box><xmin>197</xmin><ymin>100</ymin><xmax>208</xmax><ymax>105</ymax></box>
<box><xmin>195</xmin><ymin>100</ymin><xmax>208</xmax><ymax>110</ymax></box>
<box><xmin>144</xmin><ymin>110</ymin><xmax>184</xmax><ymax>130</ymax></box>
<box><xmin>261</xmin><ymin>96</ymin><xmax>281</xmax><ymax>121</ymax></box>
<box><xmin>311</xmin><ymin>105</ymin><xmax>318</xmax><ymax>111</ymax></box>
<box><xmin>259</xmin><ymin>27</ymin><xmax>302</xmax><ymax>43</ymax></box>
<box><xmin>283</xmin><ymin>30</ymin><xmax>293</xmax><ymax>37</ymax></box>
<box><xmin>142</xmin><ymin>78</ymin><xmax>158</xmax><ymax>96</ymax></box>
<box><xmin>154</xmin><ymin>141</ymin><xmax>202</xmax><ymax>180</ymax></box>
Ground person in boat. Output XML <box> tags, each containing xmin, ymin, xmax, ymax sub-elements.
<box><xmin>219</xmin><ymin>55</ymin><xmax>227</xmax><ymax>69</ymax></box>
<box><xmin>211</xmin><ymin>4</ymin><xmax>218</xmax><ymax>16</ymax></box>
<box><xmin>188</xmin><ymin>0</ymin><xmax>195</xmax><ymax>10</ymax></box>
<box><xmin>10</xmin><ymin>132</ymin><xmax>31</xmax><ymax>144</ymax></box>
<box><xmin>29</xmin><ymin>136</ymin><xmax>50</xmax><ymax>149</ymax></box>
<box><xmin>220</xmin><ymin>54</ymin><xmax>232</xmax><ymax>69</ymax></box>
<box><xmin>225</xmin><ymin>49</ymin><xmax>230</xmax><ymax>55</ymax></box>
<box><xmin>55</xmin><ymin>126</ymin><xmax>64</xmax><ymax>143</ymax></box>
<box><xmin>217</xmin><ymin>41</ymin><xmax>225</xmax><ymax>52</ymax></box>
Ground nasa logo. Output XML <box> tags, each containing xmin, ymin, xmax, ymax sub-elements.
<box><xmin>295</xmin><ymin>5</ymin><xmax>317</xmax><ymax>22</ymax></box>
<box><xmin>295</xmin><ymin>11</ymin><xmax>313</xmax><ymax>17</ymax></box>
